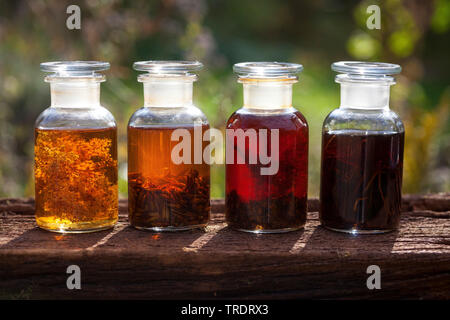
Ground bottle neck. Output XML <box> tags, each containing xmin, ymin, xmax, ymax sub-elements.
<box><xmin>340</xmin><ymin>82</ymin><xmax>391</xmax><ymax>110</ymax></box>
<box><xmin>243</xmin><ymin>82</ymin><xmax>293</xmax><ymax>109</ymax></box>
<box><xmin>143</xmin><ymin>80</ymin><xmax>193</xmax><ymax>108</ymax></box>
<box><xmin>50</xmin><ymin>81</ymin><xmax>101</xmax><ymax>108</ymax></box>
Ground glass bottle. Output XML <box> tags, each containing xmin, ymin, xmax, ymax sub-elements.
<box><xmin>128</xmin><ymin>61</ymin><xmax>210</xmax><ymax>231</ymax></box>
<box><xmin>35</xmin><ymin>61</ymin><xmax>118</xmax><ymax>233</ymax></box>
<box><xmin>320</xmin><ymin>61</ymin><xmax>404</xmax><ymax>234</ymax></box>
<box><xmin>226</xmin><ymin>62</ymin><xmax>308</xmax><ymax>233</ymax></box>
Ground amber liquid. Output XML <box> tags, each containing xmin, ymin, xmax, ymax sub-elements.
<box><xmin>128</xmin><ymin>124</ymin><xmax>210</xmax><ymax>230</ymax></box>
<box><xmin>320</xmin><ymin>130</ymin><xmax>404</xmax><ymax>233</ymax></box>
<box><xmin>35</xmin><ymin>127</ymin><xmax>118</xmax><ymax>232</ymax></box>
<box><xmin>226</xmin><ymin>110</ymin><xmax>308</xmax><ymax>232</ymax></box>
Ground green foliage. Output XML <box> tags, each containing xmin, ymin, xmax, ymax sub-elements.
<box><xmin>431</xmin><ymin>0</ymin><xmax>450</xmax><ymax>33</ymax></box>
<box><xmin>388</xmin><ymin>30</ymin><xmax>417</xmax><ymax>57</ymax></box>
<box><xmin>347</xmin><ymin>31</ymin><xmax>381</xmax><ymax>59</ymax></box>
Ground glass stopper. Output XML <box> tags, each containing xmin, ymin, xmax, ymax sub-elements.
<box><xmin>331</xmin><ymin>61</ymin><xmax>401</xmax><ymax>76</ymax></box>
<box><xmin>233</xmin><ymin>62</ymin><xmax>303</xmax><ymax>78</ymax></box>
<box><xmin>40</xmin><ymin>61</ymin><xmax>110</xmax><ymax>77</ymax></box>
<box><xmin>133</xmin><ymin>61</ymin><xmax>203</xmax><ymax>74</ymax></box>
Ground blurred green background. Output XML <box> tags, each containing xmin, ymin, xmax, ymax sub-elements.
<box><xmin>0</xmin><ymin>0</ymin><xmax>449</xmax><ymax>198</ymax></box>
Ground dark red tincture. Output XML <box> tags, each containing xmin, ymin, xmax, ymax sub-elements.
<box><xmin>320</xmin><ymin>130</ymin><xmax>404</xmax><ymax>233</ymax></box>
<box><xmin>226</xmin><ymin>110</ymin><xmax>308</xmax><ymax>232</ymax></box>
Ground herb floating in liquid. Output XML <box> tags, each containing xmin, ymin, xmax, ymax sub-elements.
<box><xmin>225</xmin><ymin>110</ymin><xmax>308</xmax><ymax>232</ymax></box>
<box><xmin>129</xmin><ymin>170</ymin><xmax>210</xmax><ymax>228</ymax></box>
<box><xmin>34</xmin><ymin>127</ymin><xmax>118</xmax><ymax>231</ymax></box>
<box><xmin>128</xmin><ymin>125</ymin><xmax>210</xmax><ymax>229</ymax></box>
<box><xmin>226</xmin><ymin>190</ymin><xmax>307</xmax><ymax>231</ymax></box>
<box><xmin>319</xmin><ymin>130</ymin><xmax>404</xmax><ymax>232</ymax></box>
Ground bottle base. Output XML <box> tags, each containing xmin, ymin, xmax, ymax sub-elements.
<box><xmin>323</xmin><ymin>225</ymin><xmax>396</xmax><ymax>235</ymax></box>
<box><xmin>231</xmin><ymin>226</ymin><xmax>304</xmax><ymax>234</ymax></box>
<box><xmin>132</xmin><ymin>223</ymin><xmax>207</xmax><ymax>232</ymax></box>
<box><xmin>36</xmin><ymin>217</ymin><xmax>117</xmax><ymax>234</ymax></box>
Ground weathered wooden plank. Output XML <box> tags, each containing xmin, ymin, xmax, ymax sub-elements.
<box><xmin>0</xmin><ymin>195</ymin><xmax>449</xmax><ymax>299</ymax></box>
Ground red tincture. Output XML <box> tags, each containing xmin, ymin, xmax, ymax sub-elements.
<box><xmin>320</xmin><ymin>130</ymin><xmax>404</xmax><ymax>233</ymax></box>
<box><xmin>226</xmin><ymin>110</ymin><xmax>308</xmax><ymax>232</ymax></box>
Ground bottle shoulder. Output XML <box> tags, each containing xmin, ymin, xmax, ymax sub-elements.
<box><xmin>227</xmin><ymin>107</ymin><xmax>308</xmax><ymax>130</ymax></box>
<box><xmin>128</xmin><ymin>104</ymin><xmax>209</xmax><ymax>128</ymax></box>
<box><xmin>35</xmin><ymin>106</ymin><xmax>116</xmax><ymax>130</ymax></box>
<box><xmin>323</xmin><ymin>107</ymin><xmax>404</xmax><ymax>133</ymax></box>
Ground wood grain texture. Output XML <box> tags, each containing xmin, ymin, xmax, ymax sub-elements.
<box><xmin>0</xmin><ymin>194</ymin><xmax>449</xmax><ymax>299</ymax></box>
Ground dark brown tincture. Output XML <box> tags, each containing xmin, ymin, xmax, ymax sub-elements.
<box><xmin>320</xmin><ymin>130</ymin><xmax>404</xmax><ymax>233</ymax></box>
